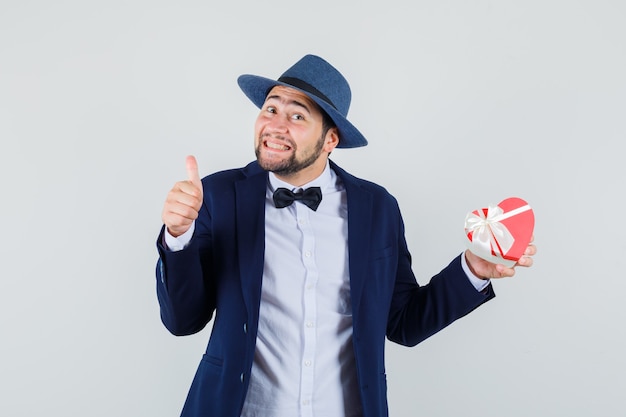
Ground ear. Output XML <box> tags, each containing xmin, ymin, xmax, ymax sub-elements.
<box><xmin>323</xmin><ymin>127</ymin><xmax>340</xmax><ymax>153</ymax></box>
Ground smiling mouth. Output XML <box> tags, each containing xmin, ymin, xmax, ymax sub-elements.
<box><xmin>264</xmin><ymin>140</ymin><xmax>292</xmax><ymax>151</ymax></box>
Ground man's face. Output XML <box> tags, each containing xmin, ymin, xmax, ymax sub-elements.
<box><xmin>254</xmin><ymin>86</ymin><xmax>336</xmax><ymax>180</ymax></box>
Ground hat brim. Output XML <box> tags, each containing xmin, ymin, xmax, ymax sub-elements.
<box><xmin>237</xmin><ymin>74</ymin><xmax>368</xmax><ymax>149</ymax></box>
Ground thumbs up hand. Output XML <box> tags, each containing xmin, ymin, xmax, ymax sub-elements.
<box><xmin>162</xmin><ymin>156</ymin><xmax>204</xmax><ymax>237</ymax></box>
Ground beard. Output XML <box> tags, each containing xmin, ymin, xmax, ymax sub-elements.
<box><xmin>255</xmin><ymin>133</ymin><xmax>326</xmax><ymax>176</ymax></box>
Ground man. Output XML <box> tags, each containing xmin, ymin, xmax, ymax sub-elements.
<box><xmin>156</xmin><ymin>54</ymin><xmax>536</xmax><ymax>417</ymax></box>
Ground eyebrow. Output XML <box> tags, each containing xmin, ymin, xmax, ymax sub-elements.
<box><xmin>265</xmin><ymin>95</ymin><xmax>312</xmax><ymax>115</ymax></box>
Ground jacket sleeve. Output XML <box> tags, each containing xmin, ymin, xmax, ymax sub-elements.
<box><xmin>385</xmin><ymin>211</ymin><xmax>495</xmax><ymax>347</ymax></box>
<box><xmin>155</xmin><ymin>201</ymin><xmax>216</xmax><ymax>336</ymax></box>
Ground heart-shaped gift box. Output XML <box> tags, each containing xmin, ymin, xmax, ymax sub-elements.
<box><xmin>464</xmin><ymin>197</ymin><xmax>534</xmax><ymax>267</ymax></box>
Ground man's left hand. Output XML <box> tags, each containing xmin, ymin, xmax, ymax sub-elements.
<box><xmin>465</xmin><ymin>236</ymin><xmax>537</xmax><ymax>279</ymax></box>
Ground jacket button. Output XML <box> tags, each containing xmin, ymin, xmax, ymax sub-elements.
<box><xmin>240</xmin><ymin>373</ymin><xmax>245</xmax><ymax>383</ymax></box>
<box><xmin>243</xmin><ymin>323</ymin><xmax>247</xmax><ymax>334</ymax></box>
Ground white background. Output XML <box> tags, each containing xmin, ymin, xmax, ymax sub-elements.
<box><xmin>1</xmin><ymin>1</ymin><xmax>625</xmax><ymax>416</ymax></box>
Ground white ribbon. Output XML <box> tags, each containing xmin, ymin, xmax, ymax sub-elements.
<box><xmin>464</xmin><ymin>204</ymin><xmax>531</xmax><ymax>260</ymax></box>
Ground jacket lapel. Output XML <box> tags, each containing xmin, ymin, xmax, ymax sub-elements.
<box><xmin>235</xmin><ymin>163</ymin><xmax>267</xmax><ymax>314</ymax></box>
<box><xmin>330</xmin><ymin>161</ymin><xmax>373</xmax><ymax>316</ymax></box>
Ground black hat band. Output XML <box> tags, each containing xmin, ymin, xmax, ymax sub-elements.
<box><xmin>278</xmin><ymin>76</ymin><xmax>338</xmax><ymax>111</ymax></box>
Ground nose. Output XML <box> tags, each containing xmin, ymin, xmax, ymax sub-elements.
<box><xmin>265</xmin><ymin>113</ymin><xmax>289</xmax><ymax>133</ymax></box>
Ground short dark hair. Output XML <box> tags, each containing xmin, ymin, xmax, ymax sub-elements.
<box><xmin>321</xmin><ymin>109</ymin><xmax>336</xmax><ymax>139</ymax></box>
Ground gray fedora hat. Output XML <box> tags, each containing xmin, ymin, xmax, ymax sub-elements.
<box><xmin>237</xmin><ymin>54</ymin><xmax>368</xmax><ymax>148</ymax></box>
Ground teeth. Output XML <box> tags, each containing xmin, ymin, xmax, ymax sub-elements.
<box><xmin>267</xmin><ymin>142</ymin><xmax>290</xmax><ymax>151</ymax></box>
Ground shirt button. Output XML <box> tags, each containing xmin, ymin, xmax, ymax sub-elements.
<box><xmin>304</xmin><ymin>360</ymin><xmax>312</xmax><ymax>367</ymax></box>
<box><xmin>302</xmin><ymin>400</ymin><xmax>310</xmax><ymax>406</ymax></box>
<box><xmin>306</xmin><ymin>284</ymin><xmax>314</xmax><ymax>290</ymax></box>
<box><xmin>304</xmin><ymin>251</ymin><xmax>312</xmax><ymax>257</ymax></box>
<box><xmin>306</xmin><ymin>321</ymin><xmax>314</xmax><ymax>328</ymax></box>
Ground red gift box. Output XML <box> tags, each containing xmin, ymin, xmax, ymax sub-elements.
<box><xmin>464</xmin><ymin>197</ymin><xmax>535</xmax><ymax>267</ymax></box>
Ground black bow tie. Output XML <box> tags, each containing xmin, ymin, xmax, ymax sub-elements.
<box><xmin>273</xmin><ymin>187</ymin><xmax>322</xmax><ymax>211</ymax></box>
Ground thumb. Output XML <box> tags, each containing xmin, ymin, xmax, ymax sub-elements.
<box><xmin>186</xmin><ymin>155</ymin><xmax>202</xmax><ymax>189</ymax></box>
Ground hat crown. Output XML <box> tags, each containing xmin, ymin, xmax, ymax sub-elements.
<box><xmin>279</xmin><ymin>55</ymin><xmax>351</xmax><ymax>117</ymax></box>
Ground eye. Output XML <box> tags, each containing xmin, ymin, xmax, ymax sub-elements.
<box><xmin>291</xmin><ymin>113</ymin><xmax>304</xmax><ymax>121</ymax></box>
<box><xmin>266</xmin><ymin>106</ymin><xmax>277</xmax><ymax>113</ymax></box>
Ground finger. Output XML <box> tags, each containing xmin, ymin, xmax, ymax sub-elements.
<box><xmin>524</xmin><ymin>244</ymin><xmax>537</xmax><ymax>256</ymax></box>
<box><xmin>165</xmin><ymin>203</ymin><xmax>200</xmax><ymax>222</ymax></box>
<box><xmin>517</xmin><ymin>255</ymin><xmax>534</xmax><ymax>268</ymax></box>
<box><xmin>175</xmin><ymin>181</ymin><xmax>203</xmax><ymax>200</ymax></box>
<box><xmin>162</xmin><ymin>198</ymin><xmax>200</xmax><ymax>232</ymax></box>
<box><xmin>169</xmin><ymin>188</ymin><xmax>201</xmax><ymax>207</ymax></box>
<box><xmin>495</xmin><ymin>264</ymin><xmax>515</xmax><ymax>278</ymax></box>
<box><xmin>186</xmin><ymin>155</ymin><xmax>202</xmax><ymax>189</ymax></box>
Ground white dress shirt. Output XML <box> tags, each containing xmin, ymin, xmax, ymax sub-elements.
<box><xmin>164</xmin><ymin>161</ymin><xmax>489</xmax><ymax>417</ymax></box>
<box><xmin>240</xmin><ymin>163</ymin><xmax>360</xmax><ymax>417</ymax></box>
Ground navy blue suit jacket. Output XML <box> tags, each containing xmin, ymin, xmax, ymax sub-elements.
<box><xmin>156</xmin><ymin>160</ymin><xmax>494</xmax><ymax>416</ymax></box>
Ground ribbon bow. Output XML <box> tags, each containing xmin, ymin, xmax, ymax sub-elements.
<box><xmin>464</xmin><ymin>204</ymin><xmax>530</xmax><ymax>260</ymax></box>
